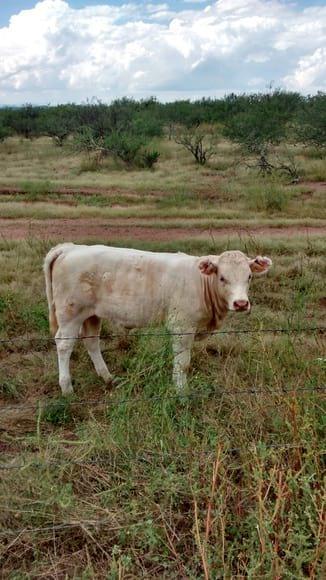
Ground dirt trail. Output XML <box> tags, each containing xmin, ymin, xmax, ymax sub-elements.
<box><xmin>0</xmin><ymin>218</ymin><xmax>325</xmax><ymax>242</ymax></box>
<box><xmin>0</xmin><ymin>180</ymin><xmax>324</xmax><ymax>198</ymax></box>
<box><xmin>0</xmin><ymin>185</ymin><xmax>161</xmax><ymax>198</ymax></box>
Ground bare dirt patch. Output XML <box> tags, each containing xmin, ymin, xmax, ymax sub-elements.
<box><xmin>319</xmin><ymin>297</ymin><xmax>326</xmax><ymax>309</ymax></box>
<box><xmin>0</xmin><ymin>218</ymin><xmax>325</xmax><ymax>242</ymax></box>
<box><xmin>293</xmin><ymin>180</ymin><xmax>326</xmax><ymax>200</ymax></box>
<box><xmin>299</xmin><ymin>180</ymin><xmax>326</xmax><ymax>191</ymax></box>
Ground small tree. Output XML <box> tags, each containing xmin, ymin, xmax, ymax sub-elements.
<box><xmin>39</xmin><ymin>105</ymin><xmax>77</xmax><ymax>146</ymax></box>
<box><xmin>223</xmin><ymin>91</ymin><xmax>299</xmax><ymax>177</ymax></box>
<box><xmin>4</xmin><ymin>103</ymin><xmax>42</xmax><ymax>139</ymax></box>
<box><xmin>75</xmin><ymin>100</ymin><xmax>112</xmax><ymax>139</ymax></box>
<box><xmin>295</xmin><ymin>92</ymin><xmax>326</xmax><ymax>153</ymax></box>
<box><xmin>74</xmin><ymin>126</ymin><xmax>99</xmax><ymax>155</ymax></box>
<box><xmin>0</xmin><ymin>122</ymin><xmax>11</xmax><ymax>142</ymax></box>
<box><xmin>74</xmin><ymin>128</ymin><xmax>159</xmax><ymax>169</ymax></box>
<box><xmin>174</xmin><ymin>125</ymin><xmax>216</xmax><ymax>165</ymax></box>
<box><xmin>73</xmin><ymin>98</ymin><xmax>161</xmax><ymax>169</ymax></box>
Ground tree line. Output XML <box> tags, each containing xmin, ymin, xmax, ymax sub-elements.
<box><xmin>0</xmin><ymin>91</ymin><xmax>325</xmax><ymax>171</ymax></box>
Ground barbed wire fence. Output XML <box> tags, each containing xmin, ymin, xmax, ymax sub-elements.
<box><xmin>1</xmin><ymin>440</ymin><xmax>324</xmax><ymax>471</ymax></box>
<box><xmin>0</xmin><ymin>324</ymin><xmax>325</xmax><ymax>343</ymax></box>
<box><xmin>0</xmin><ymin>324</ymin><xmax>325</xmax><ymax>539</ymax></box>
<box><xmin>0</xmin><ymin>384</ymin><xmax>325</xmax><ymax>415</ymax></box>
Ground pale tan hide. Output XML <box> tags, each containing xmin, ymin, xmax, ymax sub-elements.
<box><xmin>44</xmin><ymin>244</ymin><xmax>272</xmax><ymax>394</ymax></box>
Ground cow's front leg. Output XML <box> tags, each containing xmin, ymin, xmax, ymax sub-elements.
<box><xmin>171</xmin><ymin>332</ymin><xmax>195</xmax><ymax>392</ymax></box>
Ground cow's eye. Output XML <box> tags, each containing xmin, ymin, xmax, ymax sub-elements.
<box><xmin>248</xmin><ymin>274</ymin><xmax>252</xmax><ymax>281</ymax></box>
<box><xmin>220</xmin><ymin>276</ymin><xmax>226</xmax><ymax>283</ymax></box>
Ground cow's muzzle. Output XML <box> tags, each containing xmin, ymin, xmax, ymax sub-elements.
<box><xmin>233</xmin><ymin>300</ymin><xmax>250</xmax><ymax>312</ymax></box>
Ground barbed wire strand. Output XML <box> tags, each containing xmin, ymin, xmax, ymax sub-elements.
<box><xmin>0</xmin><ymin>518</ymin><xmax>145</xmax><ymax>538</ymax></box>
<box><xmin>0</xmin><ymin>325</ymin><xmax>325</xmax><ymax>344</ymax></box>
<box><xmin>0</xmin><ymin>384</ymin><xmax>325</xmax><ymax>415</ymax></box>
<box><xmin>0</xmin><ymin>442</ymin><xmax>323</xmax><ymax>471</ymax></box>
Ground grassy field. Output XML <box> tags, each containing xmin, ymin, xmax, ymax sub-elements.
<box><xmin>0</xmin><ymin>137</ymin><xmax>325</xmax><ymax>578</ymax></box>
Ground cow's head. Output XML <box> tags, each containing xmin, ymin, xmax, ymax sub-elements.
<box><xmin>199</xmin><ymin>250</ymin><xmax>272</xmax><ymax>312</ymax></box>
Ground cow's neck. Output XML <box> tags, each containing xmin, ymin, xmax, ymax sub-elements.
<box><xmin>201</xmin><ymin>274</ymin><xmax>228</xmax><ymax>330</ymax></box>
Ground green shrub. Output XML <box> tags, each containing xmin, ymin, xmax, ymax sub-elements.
<box><xmin>103</xmin><ymin>132</ymin><xmax>144</xmax><ymax>165</ymax></box>
<box><xmin>140</xmin><ymin>149</ymin><xmax>160</xmax><ymax>169</ymax></box>
<box><xmin>42</xmin><ymin>398</ymin><xmax>72</xmax><ymax>425</ymax></box>
<box><xmin>21</xmin><ymin>303</ymin><xmax>49</xmax><ymax>332</ymax></box>
<box><xmin>0</xmin><ymin>376</ymin><xmax>22</xmax><ymax>398</ymax></box>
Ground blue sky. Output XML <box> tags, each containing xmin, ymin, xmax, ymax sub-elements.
<box><xmin>1</xmin><ymin>1</ymin><xmax>325</xmax><ymax>27</ymax></box>
<box><xmin>0</xmin><ymin>0</ymin><xmax>325</xmax><ymax>104</ymax></box>
<box><xmin>1</xmin><ymin>1</ymin><xmax>178</xmax><ymax>26</ymax></box>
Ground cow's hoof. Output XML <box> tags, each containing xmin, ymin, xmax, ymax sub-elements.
<box><xmin>104</xmin><ymin>375</ymin><xmax>122</xmax><ymax>388</ymax></box>
<box><xmin>61</xmin><ymin>385</ymin><xmax>74</xmax><ymax>396</ymax></box>
<box><xmin>102</xmin><ymin>373</ymin><xmax>114</xmax><ymax>385</ymax></box>
<box><xmin>111</xmin><ymin>376</ymin><xmax>122</xmax><ymax>387</ymax></box>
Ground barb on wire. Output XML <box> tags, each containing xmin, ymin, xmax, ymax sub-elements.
<box><xmin>0</xmin><ymin>385</ymin><xmax>325</xmax><ymax>415</ymax></box>
<box><xmin>0</xmin><ymin>325</ymin><xmax>325</xmax><ymax>344</ymax></box>
<box><xmin>0</xmin><ymin>442</ymin><xmax>321</xmax><ymax>471</ymax></box>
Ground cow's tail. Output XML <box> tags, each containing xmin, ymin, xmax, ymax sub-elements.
<box><xmin>43</xmin><ymin>243</ymin><xmax>74</xmax><ymax>335</ymax></box>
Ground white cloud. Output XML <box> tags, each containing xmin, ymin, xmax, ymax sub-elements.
<box><xmin>284</xmin><ymin>47</ymin><xmax>326</xmax><ymax>92</ymax></box>
<box><xmin>0</xmin><ymin>0</ymin><xmax>325</xmax><ymax>104</ymax></box>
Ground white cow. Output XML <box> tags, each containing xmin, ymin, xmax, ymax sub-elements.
<box><xmin>44</xmin><ymin>243</ymin><xmax>272</xmax><ymax>394</ymax></box>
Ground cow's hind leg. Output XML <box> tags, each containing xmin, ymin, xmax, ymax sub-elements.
<box><xmin>82</xmin><ymin>316</ymin><xmax>113</xmax><ymax>384</ymax></box>
<box><xmin>55</xmin><ymin>320</ymin><xmax>81</xmax><ymax>395</ymax></box>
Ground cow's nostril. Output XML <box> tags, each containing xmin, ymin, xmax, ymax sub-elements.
<box><xmin>234</xmin><ymin>300</ymin><xmax>249</xmax><ymax>311</ymax></box>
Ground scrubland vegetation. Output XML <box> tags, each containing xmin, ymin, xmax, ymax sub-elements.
<box><xmin>0</xmin><ymin>92</ymin><xmax>325</xmax><ymax>578</ymax></box>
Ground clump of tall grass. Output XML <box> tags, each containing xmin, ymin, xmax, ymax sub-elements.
<box><xmin>78</xmin><ymin>155</ymin><xmax>103</xmax><ymax>173</ymax></box>
<box><xmin>246</xmin><ymin>181</ymin><xmax>291</xmax><ymax>212</ymax></box>
<box><xmin>299</xmin><ymin>158</ymin><xmax>326</xmax><ymax>181</ymax></box>
<box><xmin>19</xmin><ymin>179</ymin><xmax>54</xmax><ymax>200</ymax></box>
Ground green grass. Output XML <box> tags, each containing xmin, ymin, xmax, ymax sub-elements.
<box><xmin>0</xmin><ymin>236</ymin><xmax>325</xmax><ymax>577</ymax></box>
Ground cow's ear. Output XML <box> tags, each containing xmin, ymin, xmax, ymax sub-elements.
<box><xmin>248</xmin><ymin>256</ymin><xmax>272</xmax><ymax>275</ymax></box>
<box><xmin>198</xmin><ymin>258</ymin><xmax>218</xmax><ymax>275</ymax></box>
